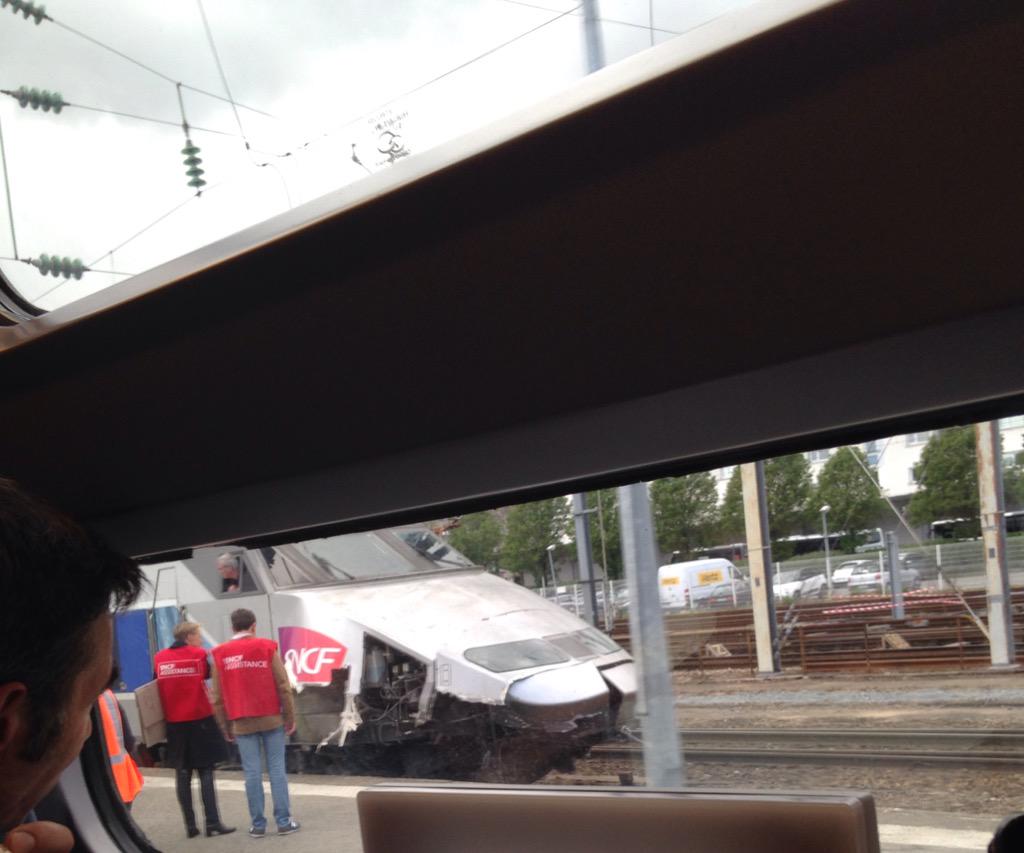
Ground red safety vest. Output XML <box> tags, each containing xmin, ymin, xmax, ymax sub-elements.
<box><xmin>98</xmin><ymin>690</ymin><xmax>144</xmax><ymax>804</ymax></box>
<box><xmin>154</xmin><ymin>644</ymin><xmax>213</xmax><ymax>722</ymax></box>
<box><xmin>212</xmin><ymin>636</ymin><xmax>281</xmax><ymax>720</ymax></box>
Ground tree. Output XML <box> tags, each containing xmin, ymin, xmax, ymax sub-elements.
<box><xmin>815</xmin><ymin>447</ymin><xmax>886</xmax><ymax>550</ymax></box>
<box><xmin>448</xmin><ymin>511</ymin><xmax>503</xmax><ymax>570</ymax></box>
<box><xmin>718</xmin><ymin>467</ymin><xmax>744</xmax><ymax>543</ymax></box>
<box><xmin>765</xmin><ymin>454</ymin><xmax>815</xmax><ymax>559</ymax></box>
<box><xmin>907</xmin><ymin>427</ymin><xmax>980</xmax><ymax>536</ymax></box>
<box><xmin>500</xmin><ymin>497</ymin><xmax>571</xmax><ymax>585</ymax></box>
<box><xmin>586</xmin><ymin>489</ymin><xmax>622</xmax><ymax>579</ymax></box>
<box><xmin>650</xmin><ymin>472</ymin><xmax>719</xmax><ymax>560</ymax></box>
<box><xmin>1001</xmin><ymin>441</ymin><xmax>1024</xmax><ymax>512</ymax></box>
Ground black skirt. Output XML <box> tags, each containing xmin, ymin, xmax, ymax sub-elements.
<box><xmin>164</xmin><ymin>715</ymin><xmax>230</xmax><ymax>770</ymax></box>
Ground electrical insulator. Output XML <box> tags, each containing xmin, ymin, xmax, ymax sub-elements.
<box><xmin>1</xmin><ymin>1</ymin><xmax>47</xmax><ymax>25</ymax></box>
<box><xmin>12</xmin><ymin>86</ymin><xmax>65</xmax><ymax>113</ymax></box>
<box><xmin>30</xmin><ymin>254</ymin><xmax>85</xmax><ymax>280</ymax></box>
<box><xmin>181</xmin><ymin>138</ymin><xmax>206</xmax><ymax>191</ymax></box>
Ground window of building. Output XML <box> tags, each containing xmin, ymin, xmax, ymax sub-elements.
<box><xmin>906</xmin><ymin>431</ymin><xmax>934</xmax><ymax>445</ymax></box>
<box><xmin>807</xmin><ymin>448</ymin><xmax>832</xmax><ymax>463</ymax></box>
<box><xmin>1000</xmin><ymin>416</ymin><xmax>1024</xmax><ymax>429</ymax></box>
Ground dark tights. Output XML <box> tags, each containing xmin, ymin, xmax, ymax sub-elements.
<box><xmin>175</xmin><ymin>766</ymin><xmax>222</xmax><ymax>831</ymax></box>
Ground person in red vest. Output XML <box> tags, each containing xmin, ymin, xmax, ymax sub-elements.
<box><xmin>154</xmin><ymin>621</ymin><xmax>235</xmax><ymax>839</ymax></box>
<box><xmin>211</xmin><ymin>609</ymin><xmax>299</xmax><ymax>838</ymax></box>
<box><xmin>97</xmin><ymin>690</ymin><xmax>144</xmax><ymax>809</ymax></box>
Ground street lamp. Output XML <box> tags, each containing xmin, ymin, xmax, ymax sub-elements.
<box><xmin>820</xmin><ymin>504</ymin><xmax>832</xmax><ymax>596</ymax></box>
<box><xmin>546</xmin><ymin>544</ymin><xmax>557</xmax><ymax>589</ymax></box>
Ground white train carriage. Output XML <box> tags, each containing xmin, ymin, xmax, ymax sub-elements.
<box><xmin>125</xmin><ymin>526</ymin><xmax>636</xmax><ymax>780</ymax></box>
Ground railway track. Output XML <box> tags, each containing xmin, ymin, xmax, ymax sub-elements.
<box><xmin>585</xmin><ymin>728</ymin><xmax>1024</xmax><ymax>770</ymax></box>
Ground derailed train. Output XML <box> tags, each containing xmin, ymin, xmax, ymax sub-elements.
<box><xmin>125</xmin><ymin>526</ymin><xmax>636</xmax><ymax>780</ymax></box>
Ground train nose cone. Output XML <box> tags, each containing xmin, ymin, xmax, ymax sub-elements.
<box><xmin>505</xmin><ymin>663</ymin><xmax>610</xmax><ymax>732</ymax></box>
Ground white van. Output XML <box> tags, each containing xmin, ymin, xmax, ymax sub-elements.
<box><xmin>657</xmin><ymin>558</ymin><xmax>744</xmax><ymax>610</ymax></box>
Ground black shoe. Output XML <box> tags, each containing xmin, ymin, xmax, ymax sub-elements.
<box><xmin>186</xmin><ymin>827</ymin><xmax>200</xmax><ymax>839</ymax></box>
<box><xmin>277</xmin><ymin>820</ymin><xmax>301</xmax><ymax>835</ymax></box>
<box><xmin>206</xmin><ymin>825</ymin><xmax>237</xmax><ymax>837</ymax></box>
<box><xmin>248</xmin><ymin>826</ymin><xmax>266</xmax><ymax>839</ymax></box>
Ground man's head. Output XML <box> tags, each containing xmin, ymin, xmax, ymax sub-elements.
<box><xmin>230</xmin><ymin>608</ymin><xmax>257</xmax><ymax>634</ymax></box>
<box><xmin>0</xmin><ymin>478</ymin><xmax>141</xmax><ymax>828</ymax></box>
<box><xmin>173</xmin><ymin>621</ymin><xmax>202</xmax><ymax>647</ymax></box>
<box><xmin>217</xmin><ymin>554</ymin><xmax>240</xmax><ymax>580</ymax></box>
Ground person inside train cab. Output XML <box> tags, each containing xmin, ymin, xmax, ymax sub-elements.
<box><xmin>210</xmin><ymin>609</ymin><xmax>300</xmax><ymax>838</ymax></box>
<box><xmin>0</xmin><ymin>477</ymin><xmax>142</xmax><ymax>853</ymax></box>
<box><xmin>217</xmin><ymin>553</ymin><xmax>241</xmax><ymax>593</ymax></box>
<box><xmin>154</xmin><ymin>621</ymin><xmax>235</xmax><ymax>839</ymax></box>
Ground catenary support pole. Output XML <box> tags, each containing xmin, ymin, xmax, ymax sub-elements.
<box><xmin>741</xmin><ymin>462</ymin><xmax>780</xmax><ymax>673</ymax></box>
<box><xmin>886</xmin><ymin>531</ymin><xmax>904</xmax><ymax>619</ymax></box>
<box><xmin>572</xmin><ymin>493</ymin><xmax>599</xmax><ymax>626</ymax></box>
<box><xmin>976</xmin><ymin>421</ymin><xmax>1016</xmax><ymax>667</ymax></box>
<box><xmin>618</xmin><ymin>482</ymin><xmax>684</xmax><ymax>785</ymax></box>
<box><xmin>582</xmin><ymin>0</ymin><xmax>606</xmax><ymax>73</ymax></box>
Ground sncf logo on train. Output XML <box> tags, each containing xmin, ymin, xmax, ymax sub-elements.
<box><xmin>278</xmin><ymin>626</ymin><xmax>347</xmax><ymax>684</ymax></box>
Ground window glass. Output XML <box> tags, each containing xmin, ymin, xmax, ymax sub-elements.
<box><xmin>0</xmin><ymin>0</ymin><xmax>758</xmax><ymax>313</ymax></box>
<box><xmin>116</xmin><ymin>415</ymin><xmax>1023</xmax><ymax>853</ymax></box>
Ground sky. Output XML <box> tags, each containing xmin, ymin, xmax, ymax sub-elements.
<box><xmin>0</xmin><ymin>0</ymin><xmax>753</xmax><ymax>311</ymax></box>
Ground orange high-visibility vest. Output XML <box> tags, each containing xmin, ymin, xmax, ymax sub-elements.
<box><xmin>98</xmin><ymin>689</ymin><xmax>144</xmax><ymax>804</ymax></box>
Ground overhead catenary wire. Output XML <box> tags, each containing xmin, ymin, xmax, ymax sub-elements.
<box><xmin>495</xmin><ymin>0</ymin><xmax>681</xmax><ymax>37</ymax></box>
<box><xmin>0</xmin><ymin>114</ymin><xmax>18</xmax><ymax>259</ymax></box>
<box><xmin>45</xmin><ymin>16</ymin><xmax>277</xmax><ymax>119</ymax></box>
<box><xmin>9</xmin><ymin>3</ymin><xmax>622</xmax><ymax>284</ymax></box>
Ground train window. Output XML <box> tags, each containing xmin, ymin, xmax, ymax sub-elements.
<box><xmin>110</xmin><ymin>413</ymin><xmax>1022</xmax><ymax>853</ymax></box>
<box><xmin>0</xmin><ymin>0</ymin><xmax>758</xmax><ymax>314</ymax></box>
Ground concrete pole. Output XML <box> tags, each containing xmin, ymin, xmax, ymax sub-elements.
<box><xmin>975</xmin><ymin>421</ymin><xmax>1016</xmax><ymax>667</ymax></box>
<box><xmin>741</xmin><ymin>462</ymin><xmax>781</xmax><ymax>673</ymax></box>
<box><xmin>618</xmin><ymin>482</ymin><xmax>684</xmax><ymax>786</ymax></box>
<box><xmin>572</xmin><ymin>493</ymin><xmax>599</xmax><ymax>626</ymax></box>
<box><xmin>886</xmin><ymin>531</ymin><xmax>904</xmax><ymax>619</ymax></box>
<box><xmin>582</xmin><ymin>0</ymin><xmax>606</xmax><ymax>73</ymax></box>
<box><xmin>821</xmin><ymin>507</ymin><xmax>833</xmax><ymax>596</ymax></box>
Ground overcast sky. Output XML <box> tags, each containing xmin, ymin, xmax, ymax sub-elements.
<box><xmin>0</xmin><ymin>0</ymin><xmax>752</xmax><ymax>310</ymax></box>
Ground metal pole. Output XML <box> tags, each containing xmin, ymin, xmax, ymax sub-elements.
<box><xmin>741</xmin><ymin>462</ymin><xmax>781</xmax><ymax>673</ymax></box>
<box><xmin>976</xmin><ymin>421</ymin><xmax>1016</xmax><ymax>667</ymax></box>
<box><xmin>572</xmin><ymin>493</ymin><xmax>599</xmax><ymax>626</ymax></box>
<box><xmin>886</xmin><ymin>531</ymin><xmax>904</xmax><ymax>619</ymax></box>
<box><xmin>618</xmin><ymin>482</ymin><xmax>684</xmax><ymax>786</ymax></box>
<box><xmin>822</xmin><ymin>506</ymin><xmax>833</xmax><ymax>596</ymax></box>
<box><xmin>582</xmin><ymin>0</ymin><xmax>606</xmax><ymax>73</ymax></box>
<box><xmin>546</xmin><ymin>545</ymin><xmax>558</xmax><ymax>589</ymax></box>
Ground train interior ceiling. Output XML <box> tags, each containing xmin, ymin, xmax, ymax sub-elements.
<box><xmin>1</xmin><ymin>0</ymin><xmax>1022</xmax><ymax>852</ymax></box>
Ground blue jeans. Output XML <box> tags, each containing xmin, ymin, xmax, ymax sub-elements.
<box><xmin>235</xmin><ymin>726</ymin><xmax>291</xmax><ymax>829</ymax></box>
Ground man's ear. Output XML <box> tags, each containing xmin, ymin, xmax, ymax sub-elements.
<box><xmin>0</xmin><ymin>682</ymin><xmax>29</xmax><ymax>755</ymax></box>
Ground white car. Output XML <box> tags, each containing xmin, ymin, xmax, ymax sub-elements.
<box><xmin>846</xmin><ymin>562</ymin><xmax>921</xmax><ymax>593</ymax></box>
<box><xmin>831</xmin><ymin>559</ymin><xmax>874</xmax><ymax>589</ymax></box>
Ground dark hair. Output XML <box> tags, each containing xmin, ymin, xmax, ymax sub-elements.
<box><xmin>0</xmin><ymin>478</ymin><xmax>142</xmax><ymax>760</ymax></box>
<box><xmin>230</xmin><ymin>608</ymin><xmax>256</xmax><ymax>632</ymax></box>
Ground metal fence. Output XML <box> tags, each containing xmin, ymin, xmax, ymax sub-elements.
<box><xmin>533</xmin><ymin>537</ymin><xmax>1024</xmax><ymax>623</ymax></box>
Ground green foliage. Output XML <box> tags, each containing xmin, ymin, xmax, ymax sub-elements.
<box><xmin>586</xmin><ymin>489</ymin><xmax>622</xmax><ymax>579</ymax></box>
<box><xmin>907</xmin><ymin>427</ymin><xmax>980</xmax><ymax>534</ymax></box>
<box><xmin>718</xmin><ymin>467</ymin><xmax>744</xmax><ymax>544</ymax></box>
<box><xmin>765</xmin><ymin>454</ymin><xmax>815</xmax><ymax>559</ymax></box>
<box><xmin>500</xmin><ymin>496</ymin><xmax>571</xmax><ymax>584</ymax></box>
<box><xmin>815</xmin><ymin>447</ymin><xmax>886</xmax><ymax>550</ymax></box>
<box><xmin>650</xmin><ymin>472</ymin><xmax>720</xmax><ymax>560</ymax></box>
<box><xmin>1003</xmin><ymin>444</ymin><xmax>1024</xmax><ymax>511</ymax></box>
<box><xmin>448</xmin><ymin>511</ymin><xmax>503</xmax><ymax>570</ymax></box>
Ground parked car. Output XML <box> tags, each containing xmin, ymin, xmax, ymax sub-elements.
<box><xmin>846</xmin><ymin>562</ymin><xmax>921</xmax><ymax>593</ymax></box>
<box><xmin>831</xmin><ymin>559</ymin><xmax>874</xmax><ymax>589</ymax></box>
<box><xmin>774</xmin><ymin>567</ymin><xmax>827</xmax><ymax>601</ymax></box>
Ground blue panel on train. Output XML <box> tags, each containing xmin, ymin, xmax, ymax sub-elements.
<box><xmin>114</xmin><ymin>610</ymin><xmax>152</xmax><ymax>691</ymax></box>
